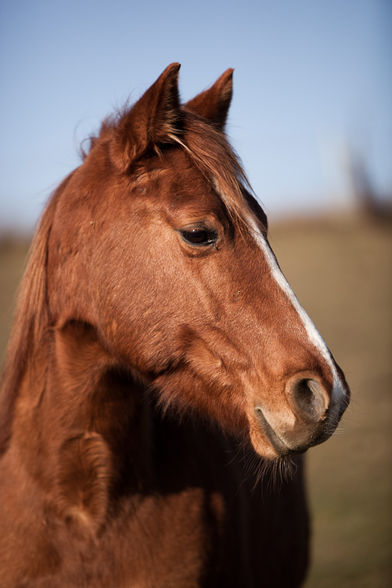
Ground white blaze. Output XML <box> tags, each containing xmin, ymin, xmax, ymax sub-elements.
<box><xmin>247</xmin><ymin>217</ymin><xmax>346</xmax><ymax>405</ymax></box>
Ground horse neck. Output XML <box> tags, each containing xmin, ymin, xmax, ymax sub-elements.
<box><xmin>7</xmin><ymin>320</ymin><xmax>154</xmax><ymax>527</ymax></box>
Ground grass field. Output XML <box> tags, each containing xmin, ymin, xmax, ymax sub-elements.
<box><xmin>0</xmin><ymin>214</ymin><xmax>391</xmax><ymax>586</ymax></box>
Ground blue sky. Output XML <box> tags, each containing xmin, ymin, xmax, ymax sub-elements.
<box><xmin>0</xmin><ymin>0</ymin><xmax>391</xmax><ymax>229</ymax></box>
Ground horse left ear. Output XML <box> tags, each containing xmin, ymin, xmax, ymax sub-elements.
<box><xmin>110</xmin><ymin>63</ymin><xmax>182</xmax><ymax>172</ymax></box>
<box><xmin>184</xmin><ymin>69</ymin><xmax>234</xmax><ymax>130</ymax></box>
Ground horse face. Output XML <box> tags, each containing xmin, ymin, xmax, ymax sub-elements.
<box><xmin>49</xmin><ymin>64</ymin><xmax>349</xmax><ymax>460</ymax></box>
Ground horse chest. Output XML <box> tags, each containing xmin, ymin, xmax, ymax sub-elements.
<box><xmin>21</xmin><ymin>489</ymin><xmax>226</xmax><ymax>587</ymax></box>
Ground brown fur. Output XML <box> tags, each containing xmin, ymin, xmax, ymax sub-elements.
<box><xmin>0</xmin><ymin>65</ymin><xmax>349</xmax><ymax>586</ymax></box>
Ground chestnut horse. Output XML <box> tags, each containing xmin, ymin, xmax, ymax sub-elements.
<box><xmin>0</xmin><ymin>64</ymin><xmax>349</xmax><ymax>587</ymax></box>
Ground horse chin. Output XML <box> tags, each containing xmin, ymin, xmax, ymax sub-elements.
<box><xmin>247</xmin><ymin>409</ymin><xmax>315</xmax><ymax>460</ymax></box>
<box><xmin>248</xmin><ymin>415</ymin><xmax>290</xmax><ymax>460</ymax></box>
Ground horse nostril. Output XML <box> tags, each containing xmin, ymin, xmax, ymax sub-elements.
<box><xmin>289</xmin><ymin>377</ymin><xmax>328</xmax><ymax>423</ymax></box>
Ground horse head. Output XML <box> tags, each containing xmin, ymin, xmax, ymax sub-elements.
<box><xmin>22</xmin><ymin>64</ymin><xmax>349</xmax><ymax>461</ymax></box>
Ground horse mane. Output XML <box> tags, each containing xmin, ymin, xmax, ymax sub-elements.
<box><xmin>0</xmin><ymin>174</ymin><xmax>74</xmax><ymax>453</ymax></box>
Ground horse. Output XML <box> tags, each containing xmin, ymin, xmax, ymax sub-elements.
<box><xmin>0</xmin><ymin>64</ymin><xmax>349</xmax><ymax>587</ymax></box>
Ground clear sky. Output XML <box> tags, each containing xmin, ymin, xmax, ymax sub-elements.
<box><xmin>0</xmin><ymin>0</ymin><xmax>391</xmax><ymax>229</ymax></box>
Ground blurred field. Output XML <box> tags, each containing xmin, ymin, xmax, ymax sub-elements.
<box><xmin>269</xmin><ymin>214</ymin><xmax>392</xmax><ymax>588</ymax></box>
<box><xmin>0</xmin><ymin>214</ymin><xmax>391</xmax><ymax>586</ymax></box>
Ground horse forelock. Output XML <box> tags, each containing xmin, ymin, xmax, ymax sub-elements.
<box><xmin>173</xmin><ymin>113</ymin><xmax>257</xmax><ymax>232</ymax></box>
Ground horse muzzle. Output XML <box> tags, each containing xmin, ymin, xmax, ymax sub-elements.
<box><xmin>251</xmin><ymin>372</ymin><xmax>350</xmax><ymax>458</ymax></box>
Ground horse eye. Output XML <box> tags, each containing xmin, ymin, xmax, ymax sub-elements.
<box><xmin>180</xmin><ymin>227</ymin><xmax>218</xmax><ymax>247</ymax></box>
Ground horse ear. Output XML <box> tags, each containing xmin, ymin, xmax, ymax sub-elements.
<box><xmin>184</xmin><ymin>69</ymin><xmax>234</xmax><ymax>130</ymax></box>
<box><xmin>110</xmin><ymin>63</ymin><xmax>181</xmax><ymax>172</ymax></box>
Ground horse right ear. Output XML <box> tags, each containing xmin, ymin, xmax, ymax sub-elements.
<box><xmin>184</xmin><ymin>69</ymin><xmax>234</xmax><ymax>130</ymax></box>
<box><xmin>110</xmin><ymin>63</ymin><xmax>182</xmax><ymax>172</ymax></box>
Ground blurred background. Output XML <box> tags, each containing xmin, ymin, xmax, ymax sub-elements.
<box><xmin>0</xmin><ymin>1</ymin><xmax>391</xmax><ymax>585</ymax></box>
